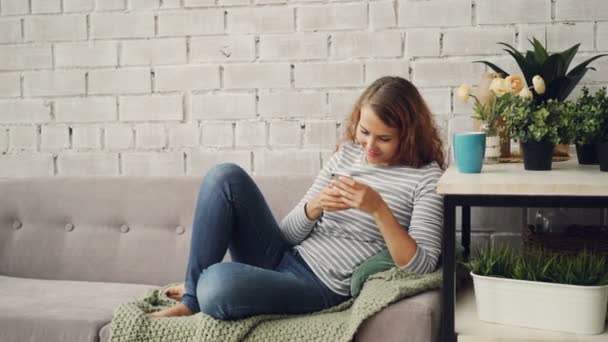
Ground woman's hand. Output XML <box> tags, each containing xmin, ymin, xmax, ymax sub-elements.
<box><xmin>330</xmin><ymin>176</ymin><xmax>385</xmax><ymax>215</ymax></box>
<box><xmin>305</xmin><ymin>184</ymin><xmax>351</xmax><ymax>220</ymax></box>
<box><xmin>164</xmin><ymin>283</ymin><xmax>185</xmax><ymax>301</ymax></box>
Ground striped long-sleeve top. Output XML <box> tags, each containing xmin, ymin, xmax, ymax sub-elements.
<box><xmin>279</xmin><ymin>143</ymin><xmax>444</xmax><ymax>296</ymax></box>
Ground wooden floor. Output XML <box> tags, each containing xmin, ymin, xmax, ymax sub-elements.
<box><xmin>455</xmin><ymin>279</ymin><xmax>608</xmax><ymax>342</ymax></box>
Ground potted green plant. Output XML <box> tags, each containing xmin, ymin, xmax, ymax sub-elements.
<box><xmin>477</xmin><ymin>37</ymin><xmax>608</xmax><ymax>158</ymax></box>
<box><xmin>501</xmin><ymin>95</ymin><xmax>567</xmax><ymax>171</ymax></box>
<box><xmin>460</xmin><ymin>243</ymin><xmax>608</xmax><ymax>334</ymax></box>
<box><xmin>566</xmin><ymin>87</ymin><xmax>607</xmax><ymax>165</ymax></box>
<box><xmin>597</xmin><ymin>93</ymin><xmax>608</xmax><ymax>172</ymax></box>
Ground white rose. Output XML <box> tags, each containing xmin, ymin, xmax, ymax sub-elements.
<box><xmin>518</xmin><ymin>87</ymin><xmax>533</xmax><ymax>99</ymax></box>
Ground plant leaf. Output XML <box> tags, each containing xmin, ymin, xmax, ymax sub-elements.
<box><xmin>541</xmin><ymin>54</ymin><xmax>567</xmax><ymax>85</ymax></box>
<box><xmin>473</xmin><ymin>60</ymin><xmax>509</xmax><ymax>77</ymax></box>
<box><xmin>529</xmin><ymin>37</ymin><xmax>548</xmax><ymax>65</ymax></box>
<box><xmin>560</xmin><ymin>43</ymin><xmax>580</xmax><ymax>72</ymax></box>
<box><xmin>567</xmin><ymin>54</ymin><xmax>608</xmax><ymax>78</ymax></box>
<box><xmin>502</xmin><ymin>48</ymin><xmax>534</xmax><ymax>82</ymax></box>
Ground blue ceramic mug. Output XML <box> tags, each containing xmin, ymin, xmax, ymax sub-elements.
<box><xmin>453</xmin><ymin>132</ymin><xmax>486</xmax><ymax>173</ymax></box>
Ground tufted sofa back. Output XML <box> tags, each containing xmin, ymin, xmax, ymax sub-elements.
<box><xmin>0</xmin><ymin>176</ymin><xmax>314</xmax><ymax>286</ymax></box>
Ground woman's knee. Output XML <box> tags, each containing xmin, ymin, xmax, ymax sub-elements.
<box><xmin>196</xmin><ymin>263</ymin><xmax>241</xmax><ymax>320</ymax></box>
<box><xmin>201</xmin><ymin>163</ymin><xmax>248</xmax><ymax>190</ymax></box>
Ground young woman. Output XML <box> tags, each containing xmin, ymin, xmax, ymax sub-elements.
<box><xmin>149</xmin><ymin>76</ymin><xmax>446</xmax><ymax>320</ymax></box>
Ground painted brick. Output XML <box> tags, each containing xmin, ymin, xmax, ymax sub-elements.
<box><xmin>547</xmin><ymin>23</ymin><xmax>594</xmax><ymax>52</ymax></box>
<box><xmin>556</xmin><ymin>0</ymin><xmax>608</xmax><ymax>21</ymax></box>
<box><xmin>0</xmin><ymin>154</ymin><xmax>54</xmax><ymax>177</ymax></box>
<box><xmin>122</xmin><ymin>152</ymin><xmax>184</xmax><ymax>176</ymax></box>
<box><xmin>9</xmin><ymin>126</ymin><xmax>37</xmax><ymax>150</ymax></box>
<box><xmin>298</xmin><ymin>3</ymin><xmax>367</xmax><ymax>31</ymax></box>
<box><xmin>161</xmin><ymin>0</ymin><xmax>181</xmax><ymax>7</ymax></box>
<box><xmin>158</xmin><ymin>10</ymin><xmax>224</xmax><ymax>36</ymax></box>
<box><xmin>155</xmin><ymin>65</ymin><xmax>220</xmax><ymax>92</ymax></box>
<box><xmin>371</xmin><ymin>0</ymin><xmax>396</xmax><ymax>29</ymax></box>
<box><xmin>328</xmin><ymin>90</ymin><xmax>361</xmax><ymax>120</ymax></box>
<box><xmin>224</xmin><ymin>64</ymin><xmax>291</xmax><ymax>89</ymax></box>
<box><xmin>254</xmin><ymin>150</ymin><xmax>320</xmax><ymax>175</ymax></box>
<box><xmin>23</xmin><ymin>70</ymin><xmax>85</xmax><ymax>97</ymax></box>
<box><xmin>268</xmin><ymin>120</ymin><xmax>301</xmax><ymax>147</ymax></box>
<box><xmin>190</xmin><ymin>36</ymin><xmax>256</xmax><ymax>62</ymax></box>
<box><xmin>443</xmin><ymin>28</ymin><xmax>515</xmax><ymax>56</ymax></box>
<box><xmin>187</xmin><ymin>150</ymin><xmax>251</xmax><ymax>176</ymax></box>
<box><xmin>304</xmin><ymin>120</ymin><xmax>337</xmax><ymax>148</ymax></box>
<box><xmin>64</xmin><ymin>0</ymin><xmax>94</xmax><ymax>12</ymax></box>
<box><xmin>412</xmin><ymin>60</ymin><xmax>485</xmax><ymax>87</ymax></box>
<box><xmin>365</xmin><ymin>61</ymin><xmax>409</xmax><ymax>84</ymax></box>
<box><xmin>191</xmin><ymin>93</ymin><xmax>256</xmax><ymax>120</ymax></box>
<box><xmin>295</xmin><ymin>63</ymin><xmax>363</xmax><ymax>88</ymax></box>
<box><xmin>89</xmin><ymin>68</ymin><xmax>151</xmax><ymax>95</ymax></box>
<box><xmin>57</xmin><ymin>152</ymin><xmax>118</xmax><ymax>176</ymax></box>
<box><xmin>201</xmin><ymin>122</ymin><xmax>233</xmax><ymax>147</ymax></box>
<box><xmin>0</xmin><ymin>127</ymin><xmax>7</xmax><ymax>152</ymax></box>
<box><xmin>0</xmin><ymin>46</ymin><xmax>51</xmax><ymax>71</ymax></box>
<box><xmin>130</xmin><ymin>0</ymin><xmax>160</xmax><ymax>9</ymax></box>
<box><xmin>331</xmin><ymin>31</ymin><xmax>402</xmax><ymax>59</ymax></box>
<box><xmin>228</xmin><ymin>7</ymin><xmax>294</xmax><ymax>33</ymax></box>
<box><xmin>0</xmin><ymin>73</ymin><xmax>20</xmax><ymax>97</ymax></box>
<box><xmin>518</xmin><ymin>25</ymin><xmax>546</xmax><ymax>51</ymax></box>
<box><xmin>235</xmin><ymin>121</ymin><xmax>266</xmax><ymax>147</ymax></box>
<box><xmin>405</xmin><ymin>30</ymin><xmax>440</xmax><ymax>57</ymax></box>
<box><xmin>259</xmin><ymin>34</ymin><xmax>327</xmax><ymax>60</ymax></box>
<box><xmin>0</xmin><ymin>100</ymin><xmax>51</xmax><ymax>123</ymax></box>
<box><xmin>399</xmin><ymin>0</ymin><xmax>471</xmax><ymax>28</ymax></box>
<box><xmin>120</xmin><ymin>95</ymin><xmax>183</xmax><ymax>121</ymax></box>
<box><xmin>477</xmin><ymin>0</ymin><xmax>551</xmax><ymax>25</ymax></box>
<box><xmin>31</xmin><ymin>0</ymin><xmax>60</xmax><ymax>13</ymax></box>
<box><xmin>72</xmin><ymin>125</ymin><xmax>102</xmax><ymax>149</ymax></box>
<box><xmin>135</xmin><ymin>123</ymin><xmax>166</xmax><ymax>149</ymax></box>
<box><xmin>0</xmin><ymin>18</ymin><xmax>22</xmax><ymax>44</ymax></box>
<box><xmin>91</xmin><ymin>13</ymin><xmax>154</xmax><ymax>39</ymax></box>
<box><xmin>419</xmin><ymin>88</ymin><xmax>451</xmax><ymax>116</ymax></box>
<box><xmin>41</xmin><ymin>124</ymin><xmax>69</xmax><ymax>150</ymax></box>
<box><xmin>184</xmin><ymin>0</ymin><xmax>215</xmax><ymax>6</ymax></box>
<box><xmin>96</xmin><ymin>0</ymin><xmax>125</xmax><ymax>11</ymax></box>
<box><xmin>55</xmin><ymin>97</ymin><xmax>116</xmax><ymax>123</ymax></box>
<box><xmin>121</xmin><ymin>38</ymin><xmax>187</xmax><ymax>66</ymax></box>
<box><xmin>105</xmin><ymin>124</ymin><xmax>133</xmax><ymax>150</ymax></box>
<box><xmin>168</xmin><ymin>123</ymin><xmax>199</xmax><ymax>148</ymax></box>
<box><xmin>55</xmin><ymin>42</ymin><xmax>118</xmax><ymax>67</ymax></box>
<box><xmin>258</xmin><ymin>91</ymin><xmax>326</xmax><ymax>117</ymax></box>
<box><xmin>1</xmin><ymin>0</ymin><xmax>29</xmax><ymax>15</ymax></box>
<box><xmin>599</xmin><ymin>23</ymin><xmax>608</xmax><ymax>52</ymax></box>
<box><xmin>25</xmin><ymin>15</ymin><xmax>86</xmax><ymax>42</ymax></box>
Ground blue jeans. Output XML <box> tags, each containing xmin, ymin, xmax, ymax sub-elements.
<box><xmin>182</xmin><ymin>163</ymin><xmax>349</xmax><ymax>320</ymax></box>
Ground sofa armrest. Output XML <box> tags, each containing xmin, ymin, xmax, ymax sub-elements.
<box><xmin>355</xmin><ymin>290</ymin><xmax>440</xmax><ymax>342</ymax></box>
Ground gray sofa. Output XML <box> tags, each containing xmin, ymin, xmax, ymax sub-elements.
<box><xmin>0</xmin><ymin>176</ymin><xmax>441</xmax><ymax>342</ymax></box>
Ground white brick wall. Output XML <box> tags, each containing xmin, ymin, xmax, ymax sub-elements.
<box><xmin>0</xmin><ymin>0</ymin><xmax>606</xmax><ymax>185</ymax></box>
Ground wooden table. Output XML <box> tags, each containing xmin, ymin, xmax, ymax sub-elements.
<box><xmin>436</xmin><ymin>160</ymin><xmax>608</xmax><ymax>342</ymax></box>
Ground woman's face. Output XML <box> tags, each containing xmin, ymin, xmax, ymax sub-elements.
<box><xmin>355</xmin><ymin>105</ymin><xmax>400</xmax><ymax>166</ymax></box>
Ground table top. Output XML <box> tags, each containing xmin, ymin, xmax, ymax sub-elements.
<box><xmin>436</xmin><ymin>159</ymin><xmax>608</xmax><ymax>196</ymax></box>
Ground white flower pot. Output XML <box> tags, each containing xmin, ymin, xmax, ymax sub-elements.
<box><xmin>472</xmin><ymin>272</ymin><xmax>608</xmax><ymax>334</ymax></box>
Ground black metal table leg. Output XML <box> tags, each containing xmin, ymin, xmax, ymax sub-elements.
<box><xmin>441</xmin><ymin>196</ymin><xmax>456</xmax><ymax>342</ymax></box>
<box><xmin>461</xmin><ymin>206</ymin><xmax>471</xmax><ymax>260</ymax></box>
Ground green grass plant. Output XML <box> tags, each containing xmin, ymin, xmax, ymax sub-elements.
<box><xmin>460</xmin><ymin>243</ymin><xmax>608</xmax><ymax>286</ymax></box>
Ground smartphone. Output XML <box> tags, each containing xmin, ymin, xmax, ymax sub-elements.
<box><xmin>330</xmin><ymin>171</ymin><xmax>355</xmax><ymax>179</ymax></box>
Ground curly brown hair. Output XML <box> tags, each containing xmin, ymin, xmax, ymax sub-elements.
<box><xmin>342</xmin><ymin>76</ymin><xmax>446</xmax><ymax>169</ymax></box>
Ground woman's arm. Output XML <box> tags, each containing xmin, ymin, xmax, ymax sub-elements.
<box><xmin>371</xmin><ymin>202</ymin><xmax>418</xmax><ymax>267</ymax></box>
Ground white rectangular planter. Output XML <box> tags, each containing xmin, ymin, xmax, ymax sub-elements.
<box><xmin>472</xmin><ymin>272</ymin><xmax>608</xmax><ymax>335</ymax></box>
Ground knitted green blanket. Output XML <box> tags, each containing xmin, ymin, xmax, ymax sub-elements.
<box><xmin>110</xmin><ymin>268</ymin><xmax>442</xmax><ymax>342</ymax></box>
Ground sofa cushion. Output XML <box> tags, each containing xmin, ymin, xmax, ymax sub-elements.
<box><xmin>0</xmin><ymin>275</ymin><xmax>156</xmax><ymax>342</ymax></box>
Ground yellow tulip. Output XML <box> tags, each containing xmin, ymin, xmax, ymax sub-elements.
<box><xmin>456</xmin><ymin>84</ymin><xmax>472</xmax><ymax>103</ymax></box>
<box><xmin>532</xmin><ymin>75</ymin><xmax>546</xmax><ymax>94</ymax></box>
<box><xmin>505</xmin><ymin>75</ymin><xmax>525</xmax><ymax>93</ymax></box>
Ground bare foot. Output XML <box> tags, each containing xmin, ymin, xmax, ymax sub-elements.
<box><xmin>164</xmin><ymin>283</ymin><xmax>185</xmax><ymax>301</ymax></box>
<box><xmin>146</xmin><ymin>303</ymin><xmax>193</xmax><ymax>318</ymax></box>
